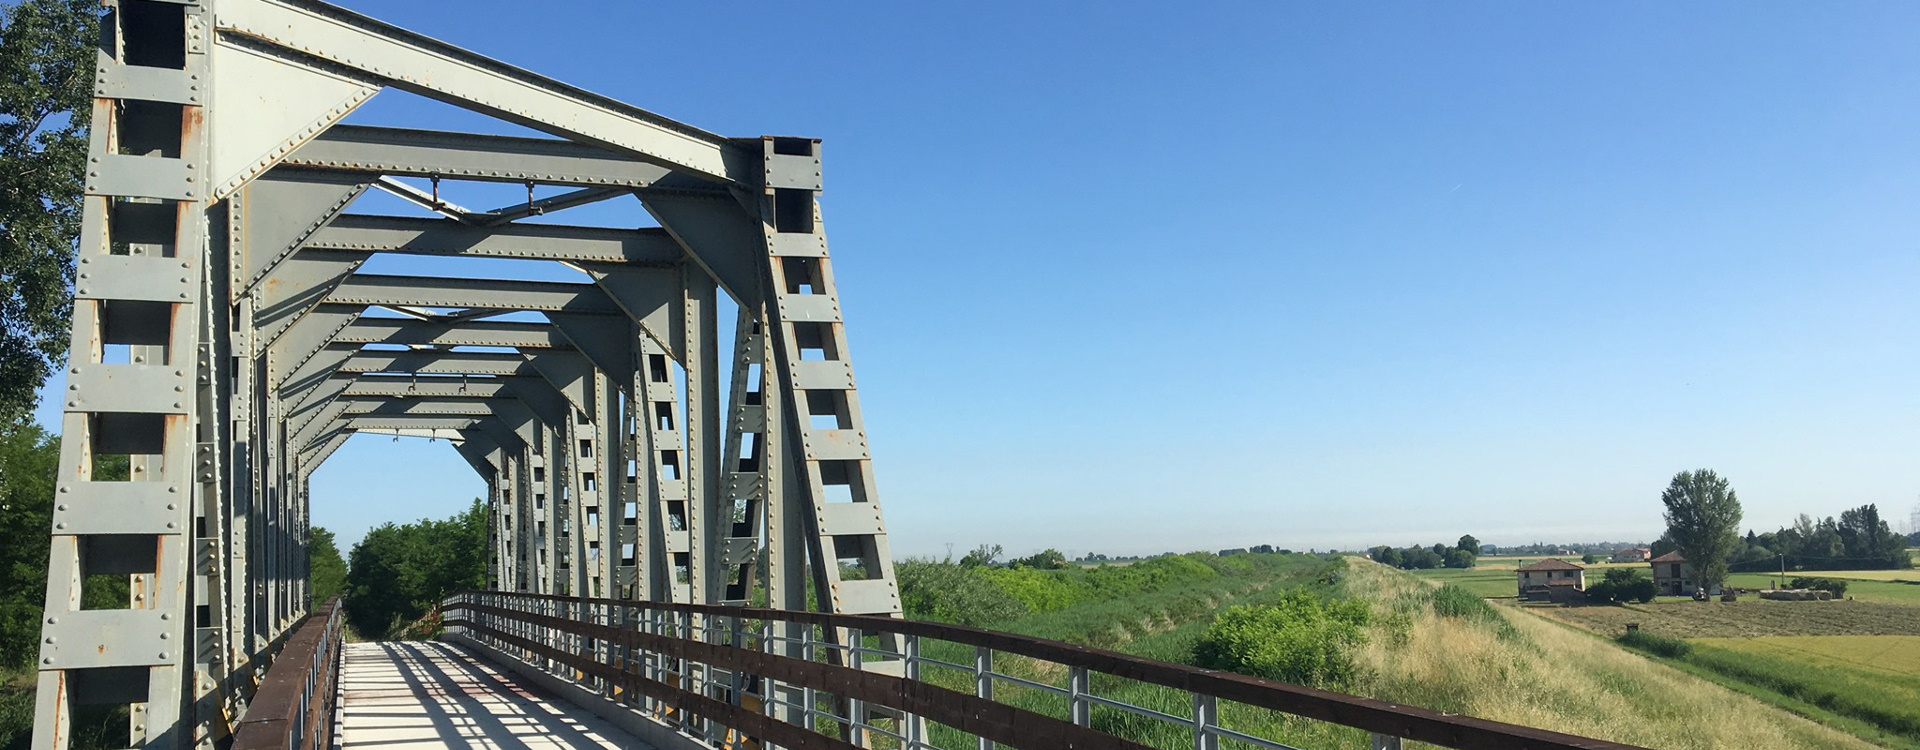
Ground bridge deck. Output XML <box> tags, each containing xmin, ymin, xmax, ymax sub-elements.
<box><xmin>338</xmin><ymin>642</ymin><xmax>655</xmax><ymax>750</ymax></box>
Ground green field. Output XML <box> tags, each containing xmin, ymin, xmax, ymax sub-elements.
<box><xmin>1727</xmin><ymin>572</ymin><xmax>1920</xmax><ymax>605</ymax></box>
<box><xmin>1667</xmin><ymin>636</ymin><xmax>1920</xmax><ymax>749</ymax></box>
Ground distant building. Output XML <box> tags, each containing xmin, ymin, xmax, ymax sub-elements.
<box><xmin>1649</xmin><ymin>551</ymin><xmax>1721</xmax><ymax>596</ymax></box>
<box><xmin>1516</xmin><ymin>558</ymin><xmax>1586</xmax><ymax>603</ymax></box>
<box><xmin>1479</xmin><ymin>544</ymin><xmax>1498</xmax><ymax>555</ymax></box>
<box><xmin>1612</xmin><ymin>548</ymin><xmax>1652</xmax><ymax>563</ymax></box>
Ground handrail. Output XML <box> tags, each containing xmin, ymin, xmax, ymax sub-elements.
<box><xmin>232</xmin><ymin>598</ymin><xmax>345</xmax><ymax>750</ymax></box>
<box><xmin>441</xmin><ymin>590</ymin><xmax>1649</xmax><ymax>750</ymax></box>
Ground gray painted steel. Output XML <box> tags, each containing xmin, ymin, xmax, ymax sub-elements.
<box><xmin>32</xmin><ymin>2</ymin><xmax>901</xmax><ymax>749</ymax></box>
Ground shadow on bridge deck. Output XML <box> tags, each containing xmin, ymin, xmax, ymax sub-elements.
<box><xmin>338</xmin><ymin>642</ymin><xmax>655</xmax><ymax>750</ymax></box>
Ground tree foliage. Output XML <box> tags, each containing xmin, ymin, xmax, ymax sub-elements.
<box><xmin>1008</xmin><ymin>548</ymin><xmax>1069</xmax><ymax>570</ymax></box>
<box><xmin>0</xmin><ymin>0</ymin><xmax>95</xmax><ymax>421</ymax></box>
<box><xmin>1660</xmin><ymin>469</ymin><xmax>1742</xmax><ymax>589</ymax></box>
<box><xmin>343</xmin><ymin>499</ymin><xmax>487</xmax><ymax>638</ymax></box>
<box><xmin>308</xmin><ymin>527</ymin><xmax>347</xmax><ymax>606</ymax></box>
<box><xmin>958</xmin><ymin>543</ymin><xmax>1002</xmax><ymax>568</ymax></box>
<box><xmin>0</xmin><ymin>420</ymin><xmax>59</xmax><ymax>669</ymax></box>
<box><xmin>1586</xmin><ymin>568</ymin><xmax>1657</xmax><ymax>605</ymax></box>
<box><xmin>1367</xmin><ymin>540</ymin><xmax>1476</xmax><ymax>570</ymax></box>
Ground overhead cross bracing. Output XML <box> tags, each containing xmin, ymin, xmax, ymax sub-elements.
<box><xmin>35</xmin><ymin>1</ymin><xmax>899</xmax><ymax>748</ymax></box>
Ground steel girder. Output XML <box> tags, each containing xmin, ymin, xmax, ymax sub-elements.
<box><xmin>33</xmin><ymin>2</ymin><xmax>903</xmax><ymax>749</ymax></box>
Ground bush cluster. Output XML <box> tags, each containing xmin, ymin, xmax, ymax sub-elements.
<box><xmin>1617</xmin><ymin>629</ymin><xmax>1693</xmax><ymax>658</ymax></box>
<box><xmin>1585</xmin><ymin>568</ymin><xmax>1658</xmax><ymax>605</ymax></box>
<box><xmin>1191</xmin><ymin>590</ymin><xmax>1372</xmax><ymax>688</ymax></box>
<box><xmin>1789</xmin><ymin>577</ymin><xmax>1848</xmax><ymax>596</ymax></box>
<box><xmin>1367</xmin><ymin>540</ymin><xmax>1477</xmax><ymax>570</ymax></box>
<box><xmin>898</xmin><ymin>552</ymin><xmax>1270</xmax><ymax>626</ymax></box>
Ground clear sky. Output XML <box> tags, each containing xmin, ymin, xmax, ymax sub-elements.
<box><xmin>35</xmin><ymin>2</ymin><xmax>1920</xmax><ymax>558</ymax></box>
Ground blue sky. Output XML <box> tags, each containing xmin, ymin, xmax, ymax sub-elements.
<box><xmin>37</xmin><ymin>2</ymin><xmax>1920</xmax><ymax>557</ymax></box>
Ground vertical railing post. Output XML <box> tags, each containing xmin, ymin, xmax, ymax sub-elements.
<box><xmin>904</xmin><ymin>634</ymin><xmax>922</xmax><ymax>749</ymax></box>
<box><xmin>848</xmin><ymin>628</ymin><xmax>865</xmax><ymax>747</ymax></box>
<box><xmin>1192</xmin><ymin>693</ymin><xmax>1218</xmax><ymax>750</ymax></box>
<box><xmin>1069</xmin><ymin>665</ymin><xmax>1090</xmax><ymax>727</ymax></box>
<box><xmin>974</xmin><ymin>646</ymin><xmax>993</xmax><ymax>750</ymax></box>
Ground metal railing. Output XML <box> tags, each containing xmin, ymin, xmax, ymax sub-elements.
<box><xmin>441</xmin><ymin>591</ymin><xmax>1648</xmax><ymax>750</ymax></box>
<box><xmin>232</xmin><ymin>598</ymin><xmax>344</xmax><ymax>750</ymax></box>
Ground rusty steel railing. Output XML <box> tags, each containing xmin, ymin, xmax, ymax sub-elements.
<box><xmin>232</xmin><ymin>598</ymin><xmax>344</xmax><ymax>750</ymax></box>
<box><xmin>441</xmin><ymin>591</ymin><xmax>1647</xmax><ymax>750</ymax></box>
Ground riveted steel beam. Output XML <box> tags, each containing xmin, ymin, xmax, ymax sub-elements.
<box><xmin>326</xmin><ymin>274</ymin><xmax>627</xmax><ymax>314</ymax></box>
<box><xmin>284</xmin><ymin>125</ymin><xmax>692</xmax><ymax>189</ymax></box>
<box><xmin>336</xmin><ymin>350</ymin><xmax>530</xmax><ymax>376</ymax></box>
<box><xmin>305</xmin><ymin>215</ymin><xmax>683</xmax><ymax>264</ymax></box>
<box><xmin>215</xmin><ymin>0</ymin><xmax>758</xmax><ymax>184</ymax></box>
<box><xmin>332</xmin><ymin>318</ymin><xmax>574</xmax><ymax>349</ymax></box>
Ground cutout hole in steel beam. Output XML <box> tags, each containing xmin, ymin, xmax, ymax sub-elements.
<box><xmin>771</xmin><ymin>137</ymin><xmax>814</xmax><ymax>157</ymax></box>
<box><xmin>806</xmin><ymin>390</ymin><xmax>850</xmax><ymax>430</ymax></box>
<box><xmin>96</xmin><ymin>300</ymin><xmax>173</xmax><ymax>365</ymax></box>
<box><xmin>652</xmin><ymin>401</ymin><xmax>674</xmax><ymax>431</ymax></box>
<box><xmin>659</xmin><ymin>451</ymin><xmax>681</xmax><ymax>481</ymax></box>
<box><xmin>114</xmin><ymin>100</ymin><xmax>183</xmax><ymax>158</ymax></box>
<box><xmin>118</xmin><ymin>0</ymin><xmax>185</xmax><ymax>70</ymax></box>
<box><xmin>88</xmin><ymin>413</ymin><xmax>166</xmax><ymax>481</ymax></box>
<box><xmin>781</xmin><ymin>257</ymin><xmax>823</xmax><ymax>295</ymax></box>
<box><xmin>736</xmin><ymin>432</ymin><xmax>761</xmax><ymax>472</ymax></box>
<box><xmin>744</xmin><ymin>362</ymin><xmax>763</xmax><ymax>406</ymax></box>
<box><xmin>772</xmin><ymin>188</ymin><xmax>814</xmax><ymax>234</ymax></box>
<box><xmin>834</xmin><ymin>537</ymin><xmax>878</xmax><ymax>580</ymax></box>
<box><xmin>647</xmin><ymin>354</ymin><xmax>670</xmax><ymax>383</ymax></box>
<box><xmin>818</xmin><ymin>460</ymin><xmax>866</xmax><ymax>504</ymax></box>
<box><xmin>108</xmin><ymin>199</ymin><xmax>178</xmax><ymax>255</ymax></box>
<box><xmin>78</xmin><ymin>535</ymin><xmax>157</xmax><ymax>610</ymax></box>
<box><xmin>793</xmin><ymin>322</ymin><xmax>838</xmax><ymax>361</ymax></box>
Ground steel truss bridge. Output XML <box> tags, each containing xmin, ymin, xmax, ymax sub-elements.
<box><xmin>29</xmin><ymin>2</ymin><xmax>1643</xmax><ymax>750</ymax></box>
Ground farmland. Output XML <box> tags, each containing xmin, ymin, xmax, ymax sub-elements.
<box><xmin>1727</xmin><ymin>571</ymin><xmax>1920</xmax><ymax>605</ymax></box>
<box><xmin>1693</xmin><ymin>635</ymin><xmax>1920</xmax><ymax>678</ymax></box>
<box><xmin>1540</xmin><ymin>599</ymin><xmax>1920</xmax><ymax>638</ymax></box>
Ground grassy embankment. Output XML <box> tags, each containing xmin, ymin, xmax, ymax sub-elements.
<box><xmin>901</xmin><ymin>554</ymin><xmax>1872</xmax><ymax>750</ymax></box>
<box><xmin>1537</xmin><ymin>592</ymin><xmax>1920</xmax><ymax>748</ymax></box>
<box><xmin>1345</xmin><ymin>559</ymin><xmax>1874</xmax><ymax>750</ymax></box>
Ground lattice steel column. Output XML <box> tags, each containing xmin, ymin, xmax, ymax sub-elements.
<box><xmin>758</xmin><ymin>138</ymin><xmax>903</xmax><ymax>620</ymax></box>
<box><xmin>35</xmin><ymin>2</ymin><xmax>213</xmax><ymax>748</ymax></box>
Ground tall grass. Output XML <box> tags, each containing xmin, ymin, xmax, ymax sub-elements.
<box><xmin>1347</xmin><ymin>559</ymin><xmax>1877</xmax><ymax>750</ymax></box>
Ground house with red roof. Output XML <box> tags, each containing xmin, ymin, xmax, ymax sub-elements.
<box><xmin>1649</xmin><ymin>551</ymin><xmax>1718</xmax><ymax>596</ymax></box>
<box><xmin>1515</xmin><ymin>558</ymin><xmax>1586</xmax><ymax>603</ymax></box>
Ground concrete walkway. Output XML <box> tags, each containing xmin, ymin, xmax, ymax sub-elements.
<box><xmin>337</xmin><ymin>642</ymin><xmax>656</xmax><ymax>750</ymax></box>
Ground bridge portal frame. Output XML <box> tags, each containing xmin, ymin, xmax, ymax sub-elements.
<box><xmin>33</xmin><ymin>2</ymin><xmax>903</xmax><ymax>749</ymax></box>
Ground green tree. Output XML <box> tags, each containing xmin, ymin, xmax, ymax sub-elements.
<box><xmin>958</xmin><ymin>543</ymin><xmax>1002</xmax><ymax>568</ymax></box>
<box><xmin>0</xmin><ymin>420</ymin><xmax>58</xmax><ymax>669</ymax></box>
<box><xmin>1456</xmin><ymin>534</ymin><xmax>1480</xmax><ymax>553</ymax></box>
<box><xmin>1009</xmin><ymin>548</ymin><xmax>1069</xmax><ymax>570</ymax></box>
<box><xmin>1660</xmin><ymin>469</ymin><xmax>1743</xmax><ymax>592</ymax></box>
<box><xmin>0</xmin><ymin>0</ymin><xmax>95</xmax><ymax>421</ymax></box>
<box><xmin>344</xmin><ymin>499</ymin><xmax>487</xmax><ymax>638</ymax></box>
<box><xmin>308</xmin><ymin>527</ymin><xmax>347</xmax><ymax>606</ymax></box>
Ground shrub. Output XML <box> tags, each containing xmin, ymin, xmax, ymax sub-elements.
<box><xmin>1790</xmin><ymin>577</ymin><xmax>1848</xmax><ymax>596</ymax></box>
<box><xmin>895</xmin><ymin>558</ymin><xmax>1029</xmax><ymax>626</ymax></box>
<box><xmin>1587</xmin><ymin>569</ymin><xmax>1657</xmax><ymax>604</ymax></box>
<box><xmin>1618</xmin><ymin>629</ymin><xmax>1693</xmax><ymax>658</ymax></box>
<box><xmin>1191</xmin><ymin>590</ymin><xmax>1371</xmax><ymax>688</ymax></box>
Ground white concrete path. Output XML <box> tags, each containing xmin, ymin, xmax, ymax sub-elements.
<box><xmin>337</xmin><ymin>642</ymin><xmax>656</xmax><ymax>750</ymax></box>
